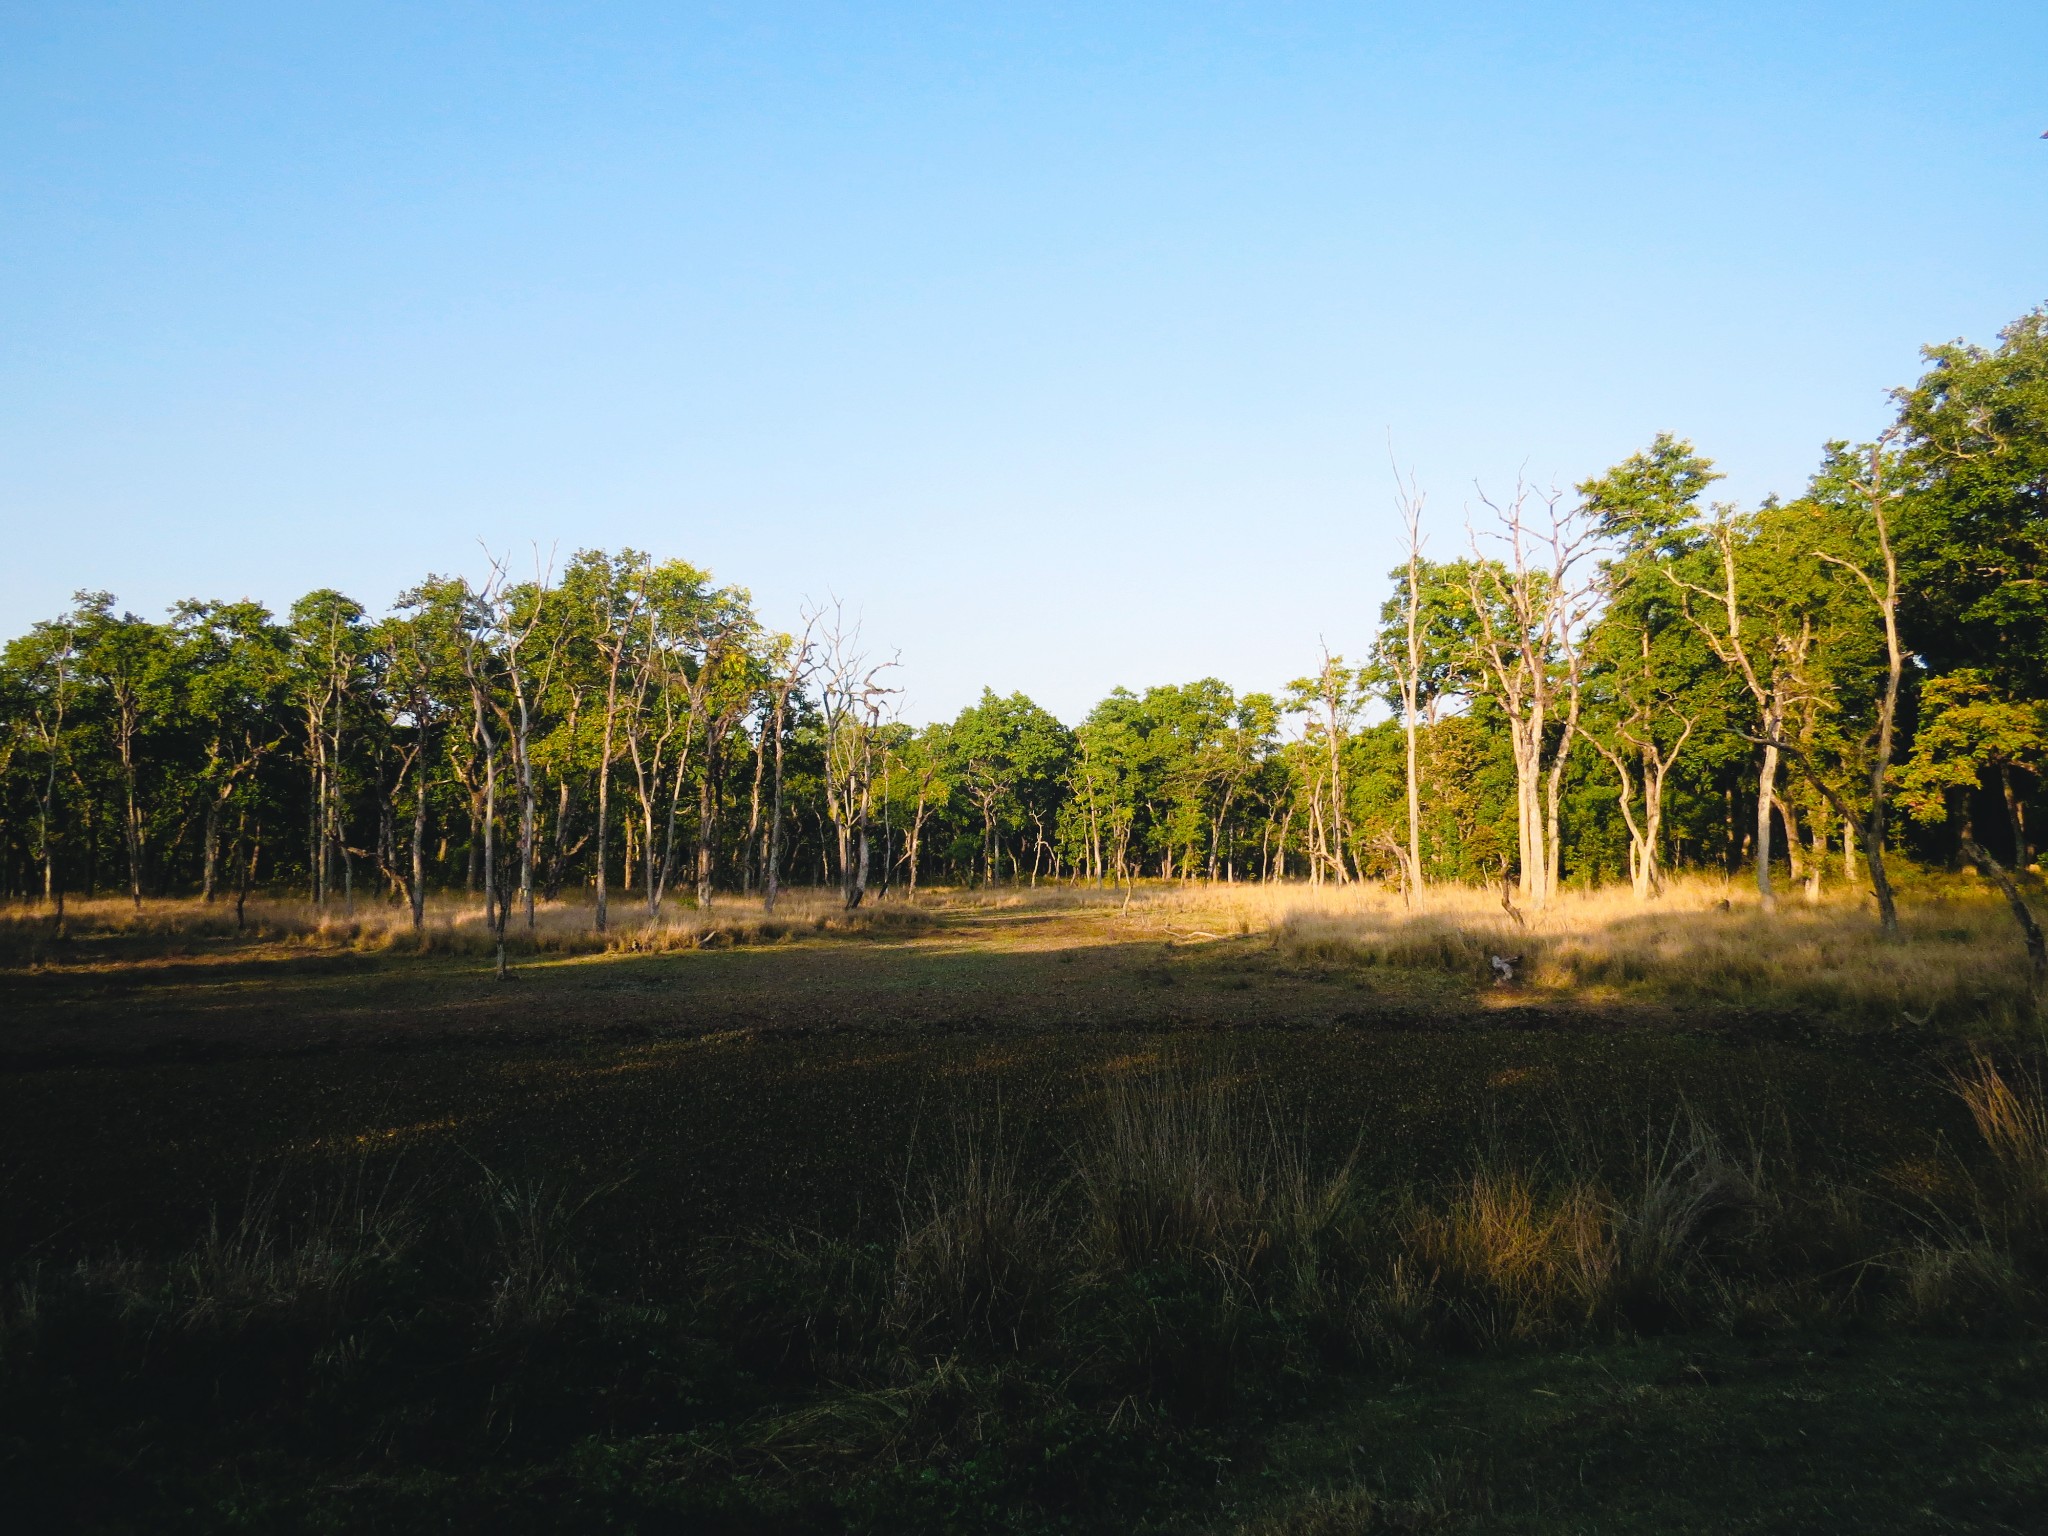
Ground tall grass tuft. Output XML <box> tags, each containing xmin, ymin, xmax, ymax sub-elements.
<box><xmin>480</xmin><ymin>1170</ymin><xmax>603</xmax><ymax>1328</ymax></box>
<box><xmin>1610</xmin><ymin>1110</ymin><xmax>1761</xmax><ymax>1322</ymax></box>
<box><xmin>887</xmin><ymin>1124</ymin><xmax>1059</xmax><ymax>1352</ymax></box>
<box><xmin>1407</xmin><ymin>1170</ymin><xmax>1614</xmax><ymax>1345</ymax></box>
<box><xmin>1952</xmin><ymin>1054</ymin><xmax>2048</xmax><ymax>1276</ymax></box>
<box><xmin>1073</xmin><ymin>1070</ymin><xmax>1355</xmax><ymax>1308</ymax></box>
<box><xmin>62</xmin><ymin>1164</ymin><xmax>419</xmax><ymax>1332</ymax></box>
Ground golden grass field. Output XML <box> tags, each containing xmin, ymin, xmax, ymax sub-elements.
<box><xmin>8</xmin><ymin>866</ymin><xmax>2039</xmax><ymax>1032</ymax></box>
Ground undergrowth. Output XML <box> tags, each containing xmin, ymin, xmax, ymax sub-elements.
<box><xmin>4</xmin><ymin>1058</ymin><xmax>2046</xmax><ymax>1533</ymax></box>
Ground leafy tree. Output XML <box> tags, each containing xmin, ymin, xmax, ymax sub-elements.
<box><xmin>169</xmin><ymin>600</ymin><xmax>290</xmax><ymax>903</ymax></box>
<box><xmin>1577</xmin><ymin>436</ymin><xmax>1723</xmax><ymax>898</ymax></box>
<box><xmin>1897</xmin><ymin>308</ymin><xmax>2048</xmax><ymax>694</ymax></box>
<box><xmin>947</xmin><ymin>689</ymin><xmax>1071</xmax><ymax>884</ymax></box>
<box><xmin>72</xmin><ymin>594</ymin><xmax>173</xmax><ymax>908</ymax></box>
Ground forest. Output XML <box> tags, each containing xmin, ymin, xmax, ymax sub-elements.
<box><xmin>4</xmin><ymin>308</ymin><xmax>2045</xmax><ymax>943</ymax></box>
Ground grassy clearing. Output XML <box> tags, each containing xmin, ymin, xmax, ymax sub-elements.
<box><xmin>3</xmin><ymin>882</ymin><xmax>2045</xmax><ymax>1530</ymax></box>
<box><xmin>7</xmin><ymin>870</ymin><xmax>2040</xmax><ymax>1033</ymax></box>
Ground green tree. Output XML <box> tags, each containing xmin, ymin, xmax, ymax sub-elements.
<box><xmin>1578</xmin><ymin>435</ymin><xmax>1723</xmax><ymax>899</ymax></box>
<box><xmin>1</xmin><ymin>615</ymin><xmax>83</xmax><ymax>909</ymax></box>
<box><xmin>1897</xmin><ymin>307</ymin><xmax>2048</xmax><ymax>694</ymax></box>
<box><xmin>948</xmin><ymin>689</ymin><xmax>1072</xmax><ymax>884</ymax></box>
<box><xmin>73</xmin><ymin>593</ymin><xmax>172</xmax><ymax>908</ymax></box>
<box><xmin>288</xmin><ymin>589</ymin><xmax>370</xmax><ymax>908</ymax></box>
<box><xmin>169</xmin><ymin>600</ymin><xmax>290</xmax><ymax>903</ymax></box>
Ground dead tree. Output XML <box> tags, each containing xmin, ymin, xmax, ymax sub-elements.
<box><xmin>814</xmin><ymin>603</ymin><xmax>899</xmax><ymax>910</ymax></box>
<box><xmin>480</xmin><ymin>548</ymin><xmax>555</xmax><ymax>933</ymax></box>
<box><xmin>760</xmin><ymin>621</ymin><xmax>816</xmax><ymax>915</ymax></box>
<box><xmin>1386</xmin><ymin>463</ymin><xmax>1430</xmax><ymax>907</ymax></box>
<box><xmin>1464</xmin><ymin>483</ymin><xmax>1597</xmax><ymax>909</ymax></box>
<box><xmin>589</xmin><ymin>557</ymin><xmax>649</xmax><ymax>933</ymax></box>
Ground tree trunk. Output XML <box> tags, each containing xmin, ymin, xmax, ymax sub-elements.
<box><xmin>2001</xmin><ymin>762</ymin><xmax>2030</xmax><ymax>869</ymax></box>
<box><xmin>764</xmin><ymin>695</ymin><xmax>787</xmax><ymax>914</ymax></box>
<box><xmin>1864</xmin><ymin>822</ymin><xmax>1899</xmax><ymax>936</ymax></box>
<box><xmin>516</xmin><ymin>707</ymin><xmax>536</xmax><ymax>932</ymax></box>
<box><xmin>202</xmin><ymin>798</ymin><xmax>221</xmax><ymax>902</ymax></box>
<box><xmin>116</xmin><ymin>724</ymin><xmax>144</xmax><ymax>913</ymax></box>
<box><xmin>595</xmin><ymin>673</ymin><xmax>622</xmax><ymax>931</ymax></box>
<box><xmin>1776</xmin><ymin>793</ymin><xmax>1804</xmax><ymax>894</ymax></box>
<box><xmin>1961</xmin><ymin>833</ymin><xmax>2045</xmax><ymax>1016</ymax></box>
<box><xmin>696</xmin><ymin>734</ymin><xmax>719</xmax><ymax>910</ymax></box>
<box><xmin>1755</xmin><ymin>742</ymin><xmax>1778</xmax><ymax>912</ymax></box>
<box><xmin>745</xmin><ymin>714</ymin><xmax>767</xmax><ymax>893</ymax></box>
<box><xmin>234</xmin><ymin>809</ymin><xmax>253</xmax><ymax>932</ymax></box>
<box><xmin>1642</xmin><ymin>751</ymin><xmax>1668</xmax><ymax>899</ymax></box>
<box><xmin>1803</xmin><ymin>805</ymin><xmax>1827</xmax><ymax>904</ymax></box>
<box><xmin>411</xmin><ymin>745</ymin><xmax>429</xmax><ymax>932</ymax></box>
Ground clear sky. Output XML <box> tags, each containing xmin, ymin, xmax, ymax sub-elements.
<box><xmin>3</xmin><ymin>2</ymin><xmax>2044</xmax><ymax>722</ymax></box>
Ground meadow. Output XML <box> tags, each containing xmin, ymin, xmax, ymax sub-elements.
<box><xmin>2</xmin><ymin>877</ymin><xmax>2046</xmax><ymax>1533</ymax></box>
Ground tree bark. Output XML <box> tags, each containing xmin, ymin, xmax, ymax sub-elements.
<box><xmin>1961</xmin><ymin>833</ymin><xmax>2046</xmax><ymax>1015</ymax></box>
<box><xmin>2001</xmin><ymin>762</ymin><xmax>2030</xmax><ymax>869</ymax></box>
<box><xmin>1755</xmin><ymin>741</ymin><xmax>1778</xmax><ymax>912</ymax></box>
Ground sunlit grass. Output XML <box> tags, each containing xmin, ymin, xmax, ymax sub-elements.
<box><xmin>1155</xmin><ymin>873</ymin><xmax>2043</xmax><ymax>1031</ymax></box>
<box><xmin>9</xmin><ymin>868</ymin><xmax>2039</xmax><ymax>1030</ymax></box>
<box><xmin>0</xmin><ymin>885</ymin><xmax>938</xmax><ymax>967</ymax></box>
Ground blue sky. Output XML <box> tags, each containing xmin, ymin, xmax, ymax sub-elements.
<box><xmin>3</xmin><ymin>2</ymin><xmax>2044</xmax><ymax>721</ymax></box>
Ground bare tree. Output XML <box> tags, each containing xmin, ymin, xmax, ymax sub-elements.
<box><xmin>814</xmin><ymin>603</ymin><xmax>898</xmax><ymax>910</ymax></box>
<box><xmin>689</xmin><ymin>607</ymin><xmax>759</xmax><ymax>911</ymax></box>
<box><xmin>1463</xmin><ymin>483</ymin><xmax>1597</xmax><ymax>908</ymax></box>
<box><xmin>760</xmin><ymin>619</ymin><xmax>816</xmax><ymax>914</ymax></box>
<box><xmin>1668</xmin><ymin>441</ymin><xmax>1905</xmax><ymax>933</ymax></box>
<box><xmin>1393</xmin><ymin>472</ymin><xmax>1428</xmax><ymax>908</ymax></box>
<box><xmin>374</xmin><ymin>612</ymin><xmax>441</xmax><ymax>932</ymax></box>
<box><xmin>1291</xmin><ymin>646</ymin><xmax>1356</xmax><ymax>885</ymax></box>
<box><xmin>290</xmin><ymin>596</ymin><xmax>365</xmax><ymax>913</ymax></box>
<box><xmin>448</xmin><ymin>572</ymin><xmax>522</xmax><ymax>978</ymax></box>
<box><xmin>1586</xmin><ymin>641</ymin><xmax>1698</xmax><ymax>900</ymax></box>
<box><xmin>24</xmin><ymin>621</ymin><xmax>78</xmax><ymax>918</ymax></box>
<box><xmin>587</xmin><ymin>555</ymin><xmax>649</xmax><ymax>933</ymax></box>
<box><xmin>479</xmin><ymin>548</ymin><xmax>554</xmax><ymax>934</ymax></box>
<box><xmin>1777</xmin><ymin>436</ymin><xmax>1909</xmax><ymax>936</ymax></box>
<box><xmin>1666</xmin><ymin>521</ymin><xmax>1799</xmax><ymax>914</ymax></box>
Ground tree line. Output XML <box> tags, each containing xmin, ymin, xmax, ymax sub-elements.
<box><xmin>3</xmin><ymin>307</ymin><xmax>2045</xmax><ymax>952</ymax></box>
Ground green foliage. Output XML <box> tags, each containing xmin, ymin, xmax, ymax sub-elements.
<box><xmin>1900</xmin><ymin>671</ymin><xmax>2048</xmax><ymax>825</ymax></box>
<box><xmin>4</xmin><ymin>306</ymin><xmax>2048</xmax><ymax>900</ymax></box>
<box><xmin>1898</xmin><ymin>307</ymin><xmax>2048</xmax><ymax>694</ymax></box>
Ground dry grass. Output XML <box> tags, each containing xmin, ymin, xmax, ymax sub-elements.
<box><xmin>887</xmin><ymin>1127</ymin><xmax>1059</xmax><ymax>1350</ymax></box>
<box><xmin>1228</xmin><ymin>1459</ymin><xmax>1487</xmax><ymax>1535</ymax></box>
<box><xmin>1073</xmin><ymin>1070</ymin><xmax>1357</xmax><ymax>1310</ymax></box>
<box><xmin>0</xmin><ymin>886</ymin><xmax>937</xmax><ymax>968</ymax></box>
<box><xmin>1244</xmin><ymin>874</ymin><xmax>2042</xmax><ymax>1030</ymax></box>
<box><xmin>1407</xmin><ymin>1171</ymin><xmax>1614</xmax><ymax>1344</ymax></box>
<box><xmin>895</xmin><ymin>870</ymin><xmax>2043</xmax><ymax>1032</ymax></box>
<box><xmin>53</xmin><ymin>1164</ymin><xmax>421</xmax><ymax>1335</ymax></box>
<box><xmin>9</xmin><ymin>871</ymin><xmax>2037</xmax><ymax>1031</ymax></box>
<box><xmin>1950</xmin><ymin>1055</ymin><xmax>2048</xmax><ymax>1269</ymax></box>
